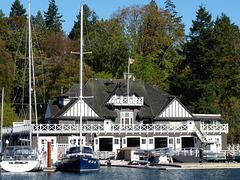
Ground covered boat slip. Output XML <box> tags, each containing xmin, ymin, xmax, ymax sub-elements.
<box><xmin>97</xmin><ymin>136</ymin><xmax>196</xmax><ymax>152</ymax></box>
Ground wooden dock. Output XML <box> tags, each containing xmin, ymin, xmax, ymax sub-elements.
<box><xmin>103</xmin><ymin>160</ymin><xmax>240</xmax><ymax>170</ymax></box>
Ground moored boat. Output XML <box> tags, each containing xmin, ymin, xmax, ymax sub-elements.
<box><xmin>1</xmin><ymin>146</ymin><xmax>41</xmax><ymax>172</ymax></box>
<box><xmin>55</xmin><ymin>3</ymin><xmax>99</xmax><ymax>172</ymax></box>
<box><xmin>56</xmin><ymin>146</ymin><xmax>99</xmax><ymax>172</ymax></box>
<box><xmin>0</xmin><ymin>3</ymin><xmax>42</xmax><ymax>172</ymax></box>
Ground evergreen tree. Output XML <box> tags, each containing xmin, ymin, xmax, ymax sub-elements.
<box><xmin>44</xmin><ymin>0</ymin><xmax>64</xmax><ymax>32</ymax></box>
<box><xmin>9</xmin><ymin>0</ymin><xmax>26</xmax><ymax>17</ymax></box>
<box><xmin>0</xmin><ymin>10</ymin><xmax>5</xmax><ymax>19</ymax></box>
<box><xmin>172</xmin><ymin>5</ymin><xmax>218</xmax><ymax>113</ymax></box>
<box><xmin>0</xmin><ymin>40</ymin><xmax>13</xmax><ymax>103</ymax></box>
<box><xmin>32</xmin><ymin>11</ymin><xmax>48</xmax><ymax>45</ymax></box>
<box><xmin>69</xmin><ymin>4</ymin><xmax>98</xmax><ymax>40</ymax></box>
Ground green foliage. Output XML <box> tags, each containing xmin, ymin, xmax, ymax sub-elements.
<box><xmin>9</xmin><ymin>0</ymin><xmax>26</xmax><ymax>17</ymax></box>
<box><xmin>44</xmin><ymin>0</ymin><xmax>64</xmax><ymax>32</ymax></box>
<box><xmin>1</xmin><ymin>1</ymin><xmax>240</xmax><ymax>143</ymax></box>
<box><xmin>85</xmin><ymin>19</ymin><xmax>129</xmax><ymax>77</ymax></box>
<box><xmin>69</xmin><ymin>4</ymin><xmax>98</xmax><ymax>40</ymax></box>
<box><xmin>92</xmin><ymin>71</ymin><xmax>114</xmax><ymax>79</ymax></box>
<box><xmin>131</xmin><ymin>55</ymin><xmax>155</xmax><ymax>84</ymax></box>
<box><xmin>113</xmin><ymin>0</ymin><xmax>185</xmax><ymax>90</ymax></box>
<box><xmin>0</xmin><ymin>10</ymin><xmax>5</xmax><ymax>19</ymax></box>
<box><xmin>171</xmin><ymin>5</ymin><xmax>217</xmax><ymax>113</ymax></box>
<box><xmin>0</xmin><ymin>40</ymin><xmax>13</xmax><ymax>103</ymax></box>
<box><xmin>0</xmin><ymin>103</ymin><xmax>19</xmax><ymax>128</ymax></box>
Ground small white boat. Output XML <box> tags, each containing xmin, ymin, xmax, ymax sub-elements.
<box><xmin>1</xmin><ymin>146</ymin><xmax>42</xmax><ymax>172</ymax></box>
<box><xmin>1</xmin><ymin>3</ymin><xmax>42</xmax><ymax>172</ymax></box>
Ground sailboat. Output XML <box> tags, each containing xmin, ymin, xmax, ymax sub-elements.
<box><xmin>0</xmin><ymin>3</ymin><xmax>42</xmax><ymax>172</ymax></box>
<box><xmin>55</xmin><ymin>4</ymin><xmax>100</xmax><ymax>172</ymax></box>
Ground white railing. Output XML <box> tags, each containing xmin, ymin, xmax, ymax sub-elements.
<box><xmin>107</xmin><ymin>95</ymin><xmax>144</xmax><ymax>106</ymax></box>
<box><xmin>201</xmin><ymin>124</ymin><xmax>228</xmax><ymax>134</ymax></box>
<box><xmin>3</xmin><ymin>124</ymin><xmax>188</xmax><ymax>135</ymax></box>
<box><xmin>2</xmin><ymin>123</ymin><xmax>228</xmax><ymax>135</ymax></box>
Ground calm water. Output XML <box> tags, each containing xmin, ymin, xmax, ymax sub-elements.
<box><xmin>1</xmin><ymin>166</ymin><xmax>240</xmax><ymax>180</ymax></box>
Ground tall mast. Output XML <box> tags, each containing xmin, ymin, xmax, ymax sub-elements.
<box><xmin>1</xmin><ymin>88</ymin><xmax>4</xmax><ymax>152</ymax></box>
<box><xmin>79</xmin><ymin>3</ymin><xmax>83</xmax><ymax>148</ymax></box>
<box><xmin>28</xmin><ymin>2</ymin><xmax>32</xmax><ymax>147</ymax></box>
<box><xmin>127</xmin><ymin>59</ymin><xmax>130</xmax><ymax>96</ymax></box>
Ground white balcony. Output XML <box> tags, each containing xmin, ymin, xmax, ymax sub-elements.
<box><xmin>107</xmin><ymin>94</ymin><xmax>144</xmax><ymax>106</ymax></box>
<box><xmin>2</xmin><ymin>123</ymin><xmax>228</xmax><ymax>135</ymax></box>
<box><xmin>201</xmin><ymin>124</ymin><xmax>228</xmax><ymax>134</ymax></box>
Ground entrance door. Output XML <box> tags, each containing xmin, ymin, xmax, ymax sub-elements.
<box><xmin>127</xmin><ymin>138</ymin><xmax>140</xmax><ymax>147</ymax></box>
<box><xmin>99</xmin><ymin>138</ymin><xmax>113</xmax><ymax>151</ymax></box>
<box><xmin>181</xmin><ymin>137</ymin><xmax>194</xmax><ymax>148</ymax></box>
<box><xmin>168</xmin><ymin>137</ymin><xmax>174</xmax><ymax>150</ymax></box>
<box><xmin>155</xmin><ymin>137</ymin><xmax>167</xmax><ymax>149</ymax></box>
<box><xmin>175</xmin><ymin>137</ymin><xmax>181</xmax><ymax>150</ymax></box>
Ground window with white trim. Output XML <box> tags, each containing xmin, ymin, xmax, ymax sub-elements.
<box><xmin>120</xmin><ymin>111</ymin><xmax>133</xmax><ymax>127</ymax></box>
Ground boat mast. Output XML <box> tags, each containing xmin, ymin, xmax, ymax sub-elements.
<box><xmin>1</xmin><ymin>88</ymin><xmax>4</xmax><ymax>152</ymax></box>
<box><xmin>28</xmin><ymin>2</ymin><xmax>32</xmax><ymax>147</ymax></box>
<box><xmin>79</xmin><ymin>3</ymin><xmax>83</xmax><ymax>148</ymax></box>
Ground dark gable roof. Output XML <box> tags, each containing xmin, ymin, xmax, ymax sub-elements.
<box><xmin>51</xmin><ymin>78</ymin><xmax>176</xmax><ymax>120</ymax></box>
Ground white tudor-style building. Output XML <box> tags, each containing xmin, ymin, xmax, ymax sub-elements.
<box><xmin>2</xmin><ymin>78</ymin><xmax>228</xmax><ymax>163</ymax></box>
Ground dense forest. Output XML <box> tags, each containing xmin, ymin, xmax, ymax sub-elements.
<box><xmin>0</xmin><ymin>0</ymin><xmax>239</xmax><ymax>144</ymax></box>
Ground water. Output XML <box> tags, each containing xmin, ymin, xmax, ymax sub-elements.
<box><xmin>1</xmin><ymin>167</ymin><xmax>240</xmax><ymax>180</ymax></box>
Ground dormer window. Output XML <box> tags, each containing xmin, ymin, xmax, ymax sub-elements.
<box><xmin>120</xmin><ymin>111</ymin><xmax>133</xmax><ymax>127</ymax></box>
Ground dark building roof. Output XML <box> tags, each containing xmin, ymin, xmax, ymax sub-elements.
<box><xmin>48</xmin><ymin>78</ymin><xmax>178</xmax><ymax>120</ymax></box>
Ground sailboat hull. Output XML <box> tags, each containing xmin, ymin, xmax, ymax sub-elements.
<box><xmin>1</xmin><ymin>160</ymin><xmax>42</xmax><ymax>172</ymax></box>
<box><xmin>56</xmin><ymin>156</ymin><xmax>100</xmax><ymax>172</ymax></box>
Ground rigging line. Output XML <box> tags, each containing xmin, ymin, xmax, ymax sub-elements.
<box><xmin>13</xmin><ymin>20</ymin><xmax>28</xmax><ymax>102</ymax></box>
<box><xmin>30</xmin><ymin>19</ymin><xmax>46</xmax><ymax>113</ymax></box>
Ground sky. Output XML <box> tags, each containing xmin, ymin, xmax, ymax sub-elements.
<box><xmin>1</xmin><ymin>0</ymin><xmax>240</xmax><ymax>35</ymax></box>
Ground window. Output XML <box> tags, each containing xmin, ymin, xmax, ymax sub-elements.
<box><xmin>142</xmin><ymin>139</ymin><xmax>146</xmax><ymax>144</ymax></box>
<box><xmin>120</xmin><ymin>111</ymin><xmax>133</xmax><ymax>127</ymax></box>
<box><xmin>149</xmin><ymin>139</ymin><xmax>153</xmax><ymax>144</ymax></box>
<box><xmin>177</xmin><ymin>139</ymin><xmax>180</xmax><ymax>144</ymax></box>
<box><xmin>114</xmin><ymin>139</ymin><xmax>119</xmax><ymax>144</ymax></box>
<box><xmin>169</xmin><ymin>138</ymin><xmax>173</xmax><ymax>144</ymax></box>
<box><xmin>123</xmin><ymin>139</ymin><xmax>126</xmax><ymax>144</ymax></box>
<box><xmin>95</xmin><ymin>139</ymin><xmax>98</xmax><ymax>145</ymax></box>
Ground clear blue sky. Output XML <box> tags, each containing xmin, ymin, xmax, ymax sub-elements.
<box><xmin>1</xmin><ymin>0</ymin><xmax>240</xmax><ymax>35</ymax></box>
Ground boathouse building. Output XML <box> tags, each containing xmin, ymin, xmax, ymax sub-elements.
<box><xmin>2</xmin><ymin>78</ymin><xmax>228</xmax><ymax>163</ymax></box>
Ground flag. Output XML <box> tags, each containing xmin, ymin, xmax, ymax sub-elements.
<box><xmin>124</xmin><ymin>73</ymin><xmax>133</xmax><ymax>79</ymax></box>
<box><xmin>129</xmin><ymin>57</ymin><xmax>136</xmax><ymax>64</ymax></box>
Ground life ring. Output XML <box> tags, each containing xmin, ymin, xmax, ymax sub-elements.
<box><xmin>59</xmin><ymin>153</ymin><xmax>63</xmax><ymax>158</ymax></box>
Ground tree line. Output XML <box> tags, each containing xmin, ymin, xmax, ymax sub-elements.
<box><xmin>0</xmin><ymin>0</ymin><xmax>239</xmax><ymax>144</ymax></box>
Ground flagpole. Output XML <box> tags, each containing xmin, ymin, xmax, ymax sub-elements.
<box><xmin>127</xmin><ymin>58</ymin><xmax>130</xmax><ymax>96</ymax></box>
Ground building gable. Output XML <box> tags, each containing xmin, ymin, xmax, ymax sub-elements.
<box><xmin>63</xmin><ymin>99</ymin><xmax>99</xmax><ymax>118</ymax></box>
<box><xmin>158</xmin><ymin>98</ymin><xmax>193</xmax><ymax>118</ymax></box>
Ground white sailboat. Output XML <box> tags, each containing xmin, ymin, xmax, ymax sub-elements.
<box><xmin>1</xmin><ymin>2</ymin><xmax>42</xmax><ymax>172</ymax></box>
<box><xmin>55</xmin><ymin>4</ymin><xmax>100</xmax><ymax>172</ymax></box>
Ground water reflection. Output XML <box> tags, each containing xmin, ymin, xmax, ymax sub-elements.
<box><xmin>0</xmin><ymin>167</ymin><xmax>240</xmax><ymax>180</ymax></box>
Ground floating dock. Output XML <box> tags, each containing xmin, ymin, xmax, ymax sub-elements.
<box><xmin>101</xmin><ymin>160</ymin><xmax>240</xmax><ymax>170</ymax></box>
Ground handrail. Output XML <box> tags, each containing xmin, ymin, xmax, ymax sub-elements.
<box><xmin>2</xmin><ymin>123</ymin><xmax>228</xmax><ymax>135</ymax></box>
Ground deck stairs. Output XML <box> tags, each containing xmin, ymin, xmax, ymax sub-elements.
<box><xmin>193</xmin><ymin>125</ymin><xmax>208</xmax><ymax>143</ymax></box>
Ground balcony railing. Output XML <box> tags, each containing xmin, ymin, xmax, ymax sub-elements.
<box><xmin>201</xmin><ymin>124</ymin><xmax>228</xmax><ymax>134</ymax></box>
<box><xmin>107</xmin><ymin>95</ymin><xmax>144</xmax><ymax>106</ymax></box>
<box><xmin>2</xmin><ymin>123</ymin><xmax>228</xmax><ymax>135</ymax></box>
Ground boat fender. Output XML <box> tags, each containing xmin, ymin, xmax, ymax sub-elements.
<box><xmin>59</xmin><ymin>153</ymin><xmax>63</xmax><ymax>158</ymax></box>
